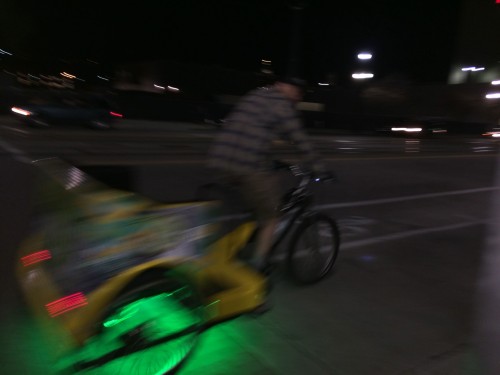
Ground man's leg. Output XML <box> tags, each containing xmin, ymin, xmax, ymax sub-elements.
<box><xmin>239</xmin><ymin>171</ymin><xmax>281</xmax><ymax>272</ymax></box>
<box><xmin>252</xmin><ymin>217</ymin><xmax>278</xmax><ymax>270</ymax></box>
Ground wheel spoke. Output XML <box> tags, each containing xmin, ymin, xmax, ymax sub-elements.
<box><xmin>288</xmin><ymin>215</ymin><xmax>340</xmax><ymax>284</ymax></box>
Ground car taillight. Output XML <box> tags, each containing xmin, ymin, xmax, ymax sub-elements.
<box><xmin>110</xmin><ymin>111</ymin><xmax>123</xmax><ymax>118</ymax></box>
<box><xmin>11</xmin><ymin>107</ymin><xmax>32</xmax><ymax>116</ymax></box>
<box><xmin>483</xmin><ymin>131</ymin><xmax>500</xmax><ymax>138</ymax></box>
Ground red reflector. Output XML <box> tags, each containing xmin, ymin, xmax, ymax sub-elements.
<box><xmin>45</xmin><ymin>293</ymin><xmax>88</xmax><ymax>317</ymax></box>
<box><xmin>110</xmin><ymin>111</ymin><xmax>123</xmax><ymax>118</ymax></box>
<box><xmin>21</xmin><ymin>250</ymin><xmax>52</xmax><ymax>266</ymax></box>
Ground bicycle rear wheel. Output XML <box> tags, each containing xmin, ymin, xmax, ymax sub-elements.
<box><xmin>287</xmin><ymin>213</ymin><xmax>340</xmax><ymax>284</ymax></box>
<box><xmin>58</xmin><ymin>270</ymin><xmax>206</xmax><ymax>375</ymax></box>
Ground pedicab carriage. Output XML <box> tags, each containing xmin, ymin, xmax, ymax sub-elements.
<box><xmin>16</xmin><ymin>158</ymin><xmax>267</xmax><ymax>374</ymax></box>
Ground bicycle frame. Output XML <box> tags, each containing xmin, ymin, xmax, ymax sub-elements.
<box><xmin>259</xmin><ymin>164</ymin><xmax>325</xmax><ymax>263</ymax></box>
<box><xmin>268</xmin><ymin>191</ymin><xmax>312</xmax><ymax>257</ymax></box>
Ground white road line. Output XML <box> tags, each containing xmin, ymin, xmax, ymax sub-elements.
<box><xmin>212</xmin><ymin>188</ymin><xmax>493</xmax><ymax>253</ymax></box>
<box><xmin>4</xmin><ymin>126</ymin><xmax>29</xmax><ymax>135</ymax></box>
<box><xmin>315</xmin><ymin>186</ymin><xmax>500</xmax><ymax>210</ymax></box>
<box><xmin>341</xmin><ymin>220</ymin><xmax>486</xmax><ymax>250</ymax></box>
<box><xmin>253</xmin><ymin>220</ymin><xmax>486</xmax><ymax>261</ymax></box>
<box><xmin>211</xmin><ymin>187</ymin><xmax>497</xmax><ymax>222</ymax></box>
<box><xmin>0</xmin><ymin>139</ymin><xmax>31</xmax><ymax>162</ymax></box>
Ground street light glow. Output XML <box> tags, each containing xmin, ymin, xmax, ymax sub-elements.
<box><xmin>352</xmin><ymin>73</ymin><xmax>374</xmax><ymax>79</ymax></box>
<box><xmin>462</xmin><ymin>66</ymin><xmax>485</xmax><ymax>72</ymax></box>
<box><xmin>491</xmin><ymin>80</ymin><xmax>500</xmax><ymax>85</ymax></box>
<box><xmin>357</xmin><ymin>53</ymin><xmax>372</xmax><ymax>60</ymax></box>
<box><xmin>486</xmin><ymin>93</ymin><xmax>500</xmax><ymax>99</ymax></box>
<box><xmin>391</xmin><ymin>127</ymin><xmax>422</xmax><ymax>133</ymax></box>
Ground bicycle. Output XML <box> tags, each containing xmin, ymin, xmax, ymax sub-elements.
<box><xmin>196</xmin><ymin>159</ymin><xmax>341</xmax><ymax>285</ymax></box>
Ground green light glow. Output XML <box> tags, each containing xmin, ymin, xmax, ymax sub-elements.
<box><xmin>178</xmin><ymin>319</ymin><xmax>254</xmax><ymax>374</ymax></box>
<box><xmin>102</xmin><ymin>304</ymin><xmax>139</xmax><ymax>328</ymax></box>
<box><xmin>57</xmin><ymin>291</ymin><xmax>203</xmax><ymax>374</ymax></box>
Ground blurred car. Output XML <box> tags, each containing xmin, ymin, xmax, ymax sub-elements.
<box><xmin>482</xmin><ymin>127</ymin><xmax>500</xmax><ymax>138</ymax></box>
<box><xmin>11</xmin><ymin>92</ymin><xmax>123</xmax><ymax>129</ymax></box>
<box><xmin>376</xmin><ymin>116</ymin><xmax>448</xmax><ymax>137</ymax></box>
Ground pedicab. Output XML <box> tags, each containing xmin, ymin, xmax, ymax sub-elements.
<box><xmin>16</xmin><ymin>158</ymin><xmax>267</xmax><ymax>375</ymax></box>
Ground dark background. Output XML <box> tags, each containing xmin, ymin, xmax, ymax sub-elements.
<box><xmin>1</xmin><ymin>0</ymin><xmax>461</xmax><ymax>83</ymax></box>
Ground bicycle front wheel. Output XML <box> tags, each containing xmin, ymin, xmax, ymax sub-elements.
<box><xmin>287</xmin><ymin>213</ymin><xmax>340</xmax><ymax>284</ymax></box>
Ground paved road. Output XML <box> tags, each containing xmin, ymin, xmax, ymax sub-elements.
<box><xmin>0</xmin><ymin>116</ymin><xmax>498</xmax><ymax>166</ymax></box>
<box><xmin>1</xmin><ymin>118</ymin><xmax>499</xmax><ymax>374</ymax></box>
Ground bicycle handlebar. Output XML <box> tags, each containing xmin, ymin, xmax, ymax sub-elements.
<box><xmin>272</xmin><ymin>160</ymin><xmax>337</xmax><ymax>183</ymax></box>
<box><xmin>314</xmin><ymin>171</ymin><xmax>338</xmax><ymax>183</ymax></box>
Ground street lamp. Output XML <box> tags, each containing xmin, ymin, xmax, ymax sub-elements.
<box><xmin>461</xmin><ymin>66</ymin><xmax>486</xmax><ymax>83</ymax></box>
<box><xmin>353</xmin><ymin>51</ymin><xmax>374</xmax><ymax>80</ymax></box>
<box><xmin>461</xmin><ymin>66</ymin><xmax>485</xmax><ymax>72</ymax></box>
<box><xmin>352</xmin><ymin>73</ymin><xmax>374</xmax><ymax>79</ymax></box>
<box><xmin>357</xmin><ymin>52</ymin><xmax>372</xmax><ymax>60</ymax></box>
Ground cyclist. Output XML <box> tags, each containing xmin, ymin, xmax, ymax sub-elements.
<box><xmin>207</xmin><ymin>76</ymin><xmax>325</xmax><ymax>274</ymax></box>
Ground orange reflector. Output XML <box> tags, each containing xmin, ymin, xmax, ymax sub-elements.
<box><xmin>21</xmin><ymin>250</ymin><xmax>52</xmax><ymax>266</ymax></box>
<box><xmin>45</xmin><ymin>293</ymin><xmax>88</xmax><ymax>317</ymax></box>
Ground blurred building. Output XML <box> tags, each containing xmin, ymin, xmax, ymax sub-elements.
<box><xmin>448</xmin><ymin>0</ymin><xmax>500</xmax><ymax>84</ymax></box>
<box><xmin>113</xmin><ymin>60</ymin><xmax>272</xmax><ymax>97</ymax></box>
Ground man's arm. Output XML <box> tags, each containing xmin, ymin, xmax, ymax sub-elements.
<box><xmin>277</xmin><ymin>102</ymin><xmax>323</xmax><ymax>171</ymax></box>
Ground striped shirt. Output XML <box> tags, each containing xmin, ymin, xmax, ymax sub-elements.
<box><xmin>208</xmin><ymin>86</ymin><xmax>319</xmax><ymax>174</ymax></box>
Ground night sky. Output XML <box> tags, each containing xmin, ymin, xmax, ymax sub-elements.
<box><xmin>1</xmin><ymin>0</ymin><xmax>462</xmax><ymax>83</ymax></box>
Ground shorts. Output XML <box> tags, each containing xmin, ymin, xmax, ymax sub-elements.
<box><xmin>219</xmin><ymin>171</ymin><xmax>280</xmax><ymax>221</ymax></box>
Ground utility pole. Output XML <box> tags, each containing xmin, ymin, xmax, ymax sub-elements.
<box><xmin>286</xmin><ymin>1</ymin><xmax>307</xmax><ymax>78</ymax></box>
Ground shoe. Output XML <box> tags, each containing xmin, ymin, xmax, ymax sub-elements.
<box><xmin>242</xmin><ymin>258</ymin><xmax>274</xmax><ymax>295</ymax></box>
